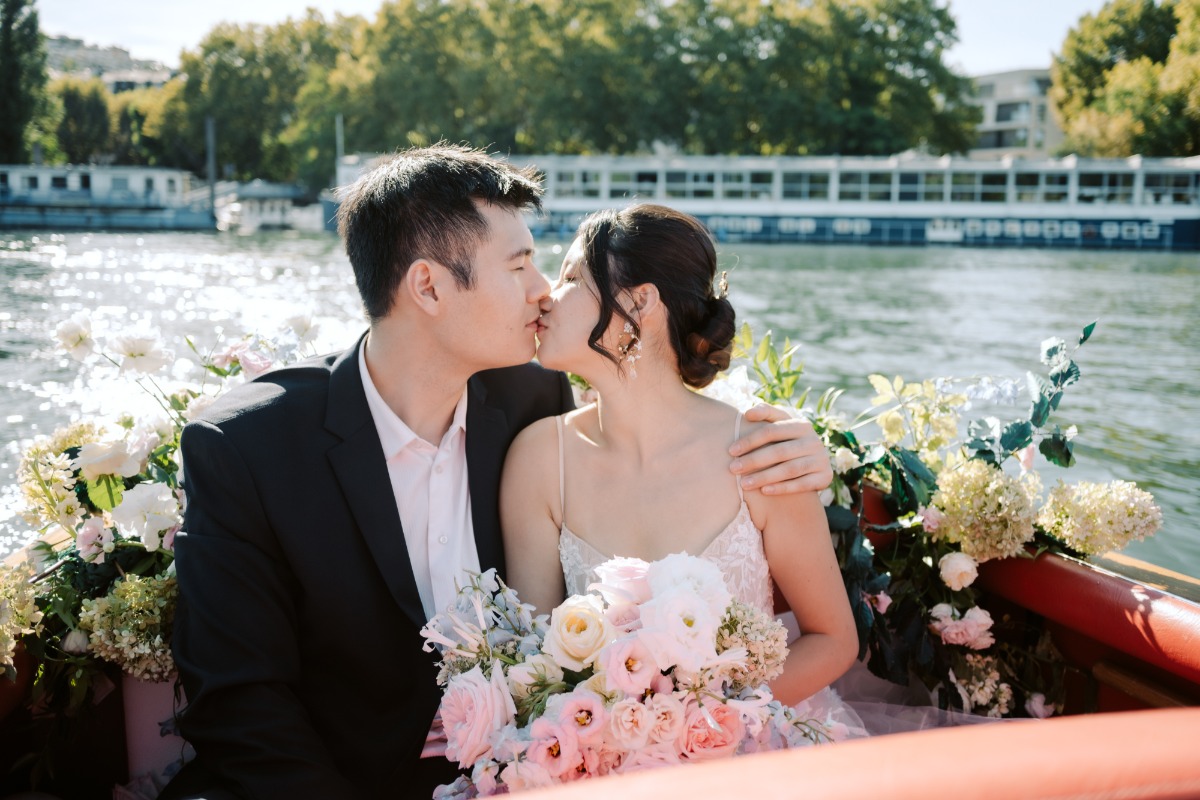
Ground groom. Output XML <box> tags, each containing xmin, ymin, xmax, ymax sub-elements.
<box><xmin>163</xmin><ymin>144</ymin><xmax>832</xmax><ymax>799</ymax></box>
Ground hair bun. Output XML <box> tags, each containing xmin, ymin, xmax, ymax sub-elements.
<box><xmin>680</xmin><ymin>297</ymin><xmax>736</xmax><ymax>388</ymax></box>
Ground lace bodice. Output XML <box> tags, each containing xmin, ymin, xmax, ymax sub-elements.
<box><xmin>554</xmin><ymin>413</ymin><xmax>775</xmax><ymax>615</ymax></box>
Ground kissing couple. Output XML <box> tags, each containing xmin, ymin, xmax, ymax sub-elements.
<box><xmin>161</xmin><ymin>144</ymin><xmax>849</xmax><ymax>800</ymax></box>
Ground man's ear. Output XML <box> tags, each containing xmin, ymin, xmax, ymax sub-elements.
<box><xmin>405</xmin><ymin>260</ymin><xmax>442</xmax><ymax>316</ymax></box>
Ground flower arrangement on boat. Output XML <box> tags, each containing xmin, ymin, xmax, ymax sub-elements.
<box><xmin>716</xmin><ymin>321</ymin><xmax>1162</xmax><ymax>718</ymax></box>
<box><xmin>0</xmin><ymin>313</ymin><xmax>319</xmax><ymax>723</ymax></box>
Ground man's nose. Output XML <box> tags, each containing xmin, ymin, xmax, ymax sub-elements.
<box><xmin>530</xmin><ymin>268</ymin><xmax>552</xmax><ymax>300</ymax></box>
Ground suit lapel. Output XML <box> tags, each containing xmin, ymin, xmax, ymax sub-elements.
<box><xmin>325</xmin><ymin>335</ymin><xmax>426</xmax><ymax>630</ymax></box>
<box><xmin>466</xmin><ymin>375</ymin><xmax>510</xmax><ymax>577</ymax></box>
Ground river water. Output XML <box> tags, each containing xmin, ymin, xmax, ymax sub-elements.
<box><xmin>1</xmin><ymin>229</ymin><xmax>1196</xmax><ymax>577</ymax></box>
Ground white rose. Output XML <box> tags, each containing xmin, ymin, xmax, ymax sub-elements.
<box><xmin>698</xmin><ymin>365</ymin><xmax>762</xmax><ymax>411</ymax></box>
<box><xmin>506</xmin><ymin>653</ymin><xmax>563</xmax><ymax>700</ymax></box>
<box><xmin>646</xmin><ymin>553</ymin><xmax>731</xmax><ymax>620</ymax></box>
<box><xmin>441</xmin><ymin>663</ymin><xmax>516</xmax><ymax>768</ymax></box>
<box><xmin>938</xmin><ymin>551</ymin><xmax>979</xmax><ymax>591</ymax></box>
<box><xmin>55</xmin><ymin>314</ymin><xmax>95</xmax><ymax>361</ymax></box>
<box><xmin>73</xmin><ymin>440</ymin><xmax>141</xmax><ymax>481</ymax></box>
<box><xmin>185</xmin><ymin>394</ymin><xmax>217</xmax><ymax>422</ymax></box>
<box><xmin>543</xmin><ymin>595</ymin><xmax>614</xmax><ymax>672</ymax></box>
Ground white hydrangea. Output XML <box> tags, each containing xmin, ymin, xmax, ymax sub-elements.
<box><xmin>1037</xmin><ymin>480</ymin><xmax>1162</xmax><ymax>556</ymax></box>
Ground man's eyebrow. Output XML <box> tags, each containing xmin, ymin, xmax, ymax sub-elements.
<box><xmin>507</xmin><ymin>246</ymin><xmax>535</xmax><ymax>261</ymax></box>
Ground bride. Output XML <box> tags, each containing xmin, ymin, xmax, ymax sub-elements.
<box><xmin>501</xmin><ymin>203</ymin><xmax>861</xmax><ymax>710</ymax></box>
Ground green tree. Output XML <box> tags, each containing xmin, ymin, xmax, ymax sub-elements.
<box><xmin>50</xmin><ymin>76</ymin><xmax>112</xmax><ymax>163</ymax></box>
<box><xmin>1051</xmin><ymin>0</ymin><xmax>1198</xmax><ymax>155</ymax></box>
<box><xmin>0</xmin><ymin>0</ymin><xmax>48</xmax><ymax>162</ymax></box>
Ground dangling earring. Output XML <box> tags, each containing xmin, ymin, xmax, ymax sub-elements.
<box><xmin>618</xmin><ymin>320</ymin><xmax>642</xmax><ymax>378</ymax></box>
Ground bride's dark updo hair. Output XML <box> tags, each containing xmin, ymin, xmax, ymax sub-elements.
<box><xmin>577</xmin><ymin>203</ymin><xmax>735</xmax><ymax>388</ymax></box>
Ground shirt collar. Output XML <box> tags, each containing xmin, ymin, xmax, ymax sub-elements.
<box><xmin>358</xmin><ymin>338</ymin><xmax>468</xmax><ymax>459</ymax></box>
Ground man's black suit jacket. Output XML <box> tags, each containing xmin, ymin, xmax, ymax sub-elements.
<box><xmin>166</xmin><ymin>338</ymin><xmax>573</xmax><ymax>799</ymax></box>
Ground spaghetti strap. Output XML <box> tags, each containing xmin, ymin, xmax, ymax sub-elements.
<box><xmin>733</xmin><ymin>410</ymin><xmax>745</xmax><ymax>502</ymax></box>
<box><xmin>555</xmin><ymin>415</ymin><xmax>566</xmax><ymax>523</ymax></box>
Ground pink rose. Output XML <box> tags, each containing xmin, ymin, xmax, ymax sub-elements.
<box><xmin>555</xmin><ymin>690</ymin><xmax>609</xmax><ymax>745</ymax></box>
<box><xmin>593</xmin><ymin>557</ymin><xmax>652</xmax><ymax>604</ymax></box>
<box><xmin>938</xmin><ymin>551</ymin><xmax>979</xmax><ymax>591</ymax></box>
<box><xmin>678</xmin><ymin>700</ymin><xmax>745</xmax><ymax>761</ymax></box>
<box><xmin>598</xmin><ymin>634</ymin><xmax>658</xmax><ymax>697</ymax></box>
<box><xmin>920</xmin><ymin>505</ymin><xmax>945</xmax><ymax>533</ymax></box>
<box><xmin>211</xmin><ymin>341</ymin><xmax>249</xmax><ymax>370</ymax></box>
<box><xmin>77</xmin><ymin>517</ymin><xmax>114</xmax><ymax>563</ymax></box>
<box><xmin>645</xmin><ymin>692</ymin><xmax>687</xmax><ymax>744</ymax></box>
<box><xmin>440</xmin><ymin>663</ymin><xmax>516</xmax><ymax>768</ymax></box>
<box><xmin>604</xmin><ymin>601</ymin><xmax>642</xmax><ymax>633</ymax></box>
<box><xmin>238</xmin><ymin>348</ymin><xmax>273</xmax><ymax>379</ymax></box>
<box><xmin>528</xmin><ymin>717</ymin><xmax>581</xmax><ymax>778</ymax></box>
<box><xmin>607</xmin><ymin>697</ymin><xmax>652</xmax><ymax>750</ymax></box>
<box><xmin>929</xmin><ymin>604</ymin><xmax>995</xmax><ymax>650</ymax></box>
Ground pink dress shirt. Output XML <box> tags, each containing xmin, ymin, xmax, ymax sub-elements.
<box><xmin>357</xmin><ymin>342</ymin><xmax>481</xmax><ymax>623</ymax></box>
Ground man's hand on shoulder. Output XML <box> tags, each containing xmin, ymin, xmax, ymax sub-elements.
<box><xmin>729</xmin><ymin>403</ymin><xmax>832</xmax><ymax>495</ymax></box>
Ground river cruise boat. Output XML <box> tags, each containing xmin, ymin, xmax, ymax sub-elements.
<box><xmin>0</xmin><ymin>164</ymin><xmax>213</xmax><ymax>230</ymax></box>
<box><xmin>508</xmin><ymin>153</ymin><xmax>1200</xmax><ymax>250</ymax></box>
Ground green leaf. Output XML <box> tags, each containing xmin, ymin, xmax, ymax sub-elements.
<box><xmin>85</xmin><ymin>475</ymin><xmax>124</xmax><ymax>511</ymax></box>
<box><xmin>1030</xmin><ymin>394</ymin><xmax>1053</xmax><ymax>427</ymax></box>
<box><xmin>1039</xmin><ymin>432</ymin><xmax>1076</xmax><ymax>468</ymax></box>
<box><xmin>755</xmin><ymin>332</ymin><xmax>772</xmax><ymax>365</ymax></box>
<box><xmin>999</xmin><ymin>420</ymin><xmax>1033</xmax><ymax>452</ymax></box>
<box><xmin>1079</xmin><ymin>320</ymin><xmax>1097</xmax><ymax>346</ymax></box>
<box><xmin>1040</xmin><ymin>336</ymin><xmax>1066</xmax><ymax>366</ymax></box>
<box><xmin>1050</xmin><ymin>359</ymin><xmax>1081</xmax><ymax>388</ymax></box>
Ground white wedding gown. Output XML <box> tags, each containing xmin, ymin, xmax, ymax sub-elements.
<box><xmin>554</xmin><ymin>413</ymin><xmax>869</xmax><ymax>742</ymax></box>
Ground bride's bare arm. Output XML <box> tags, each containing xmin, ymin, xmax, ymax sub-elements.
<box><xmin>500</xmin><ymin>418</ymin><xmax>568</xmax><ymax>614</ymax></box>
<box><xmin>751</xmin><ymin>488</ymin><xmax>858</xmax><ymax>706</ymax></box>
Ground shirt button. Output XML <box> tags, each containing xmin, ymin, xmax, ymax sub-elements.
<box><xmin>434</xmin><ymin>465</ymin><xmax>444</xmax><ymax>474</ymax></box>
<box><xmin>438</xmin><ymin>535</ymin><xmax>448</xmax><ymax>544</ymax></box>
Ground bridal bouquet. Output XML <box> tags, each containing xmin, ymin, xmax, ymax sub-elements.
<box><xmin>421</xmin><ymin>554</ymin><xmax>840</xmax><ymax>797</ymax></box>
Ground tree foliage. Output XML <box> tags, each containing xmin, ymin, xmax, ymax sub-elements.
<box><xmin>1052</xmin><ymin>0</ymin><xmax>1199</xmax><ymax>156</ymax></box>
<box><xmin>0</xmin><ymin>0</ymin><xmax>48</xmax><ymax>162</ymax></box>
<box><xmin>34</xmin><ymin>0</ymin><xmax>980</xmax><ymax>190</ymax></box>
<box><xmin>50</xmin><ymin>76</ymin><xmax>111</xmax><ymax>163</ymax></box>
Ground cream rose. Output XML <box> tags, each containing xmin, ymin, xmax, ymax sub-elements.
<box><xmin>608</xmin><ymin>697</ymin><xmax>652</xmax><ymax>750</ymax></box>
<box><xmin>543</xmin><ymin>595</ymin><xmax>614</xmax><ymax>671</ymax></box>
<box><xmin>938</xmin><ymin>551</ymin><xmax>979</xmax><ymax>591</ymax></box>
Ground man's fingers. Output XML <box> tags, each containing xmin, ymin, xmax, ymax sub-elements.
<box><xmin>729</xmin><ymin>416</ymin><xmax>811</xmax><ymax>457</ymax></box>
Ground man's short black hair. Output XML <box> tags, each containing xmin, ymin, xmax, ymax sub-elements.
<box><xmin>336</xmin><ymin>143</ymin><xmax>543</xmax><ymax>321</ymax></box>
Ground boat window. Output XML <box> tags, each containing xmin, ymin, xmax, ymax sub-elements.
<box><xmin>1144</xmin><ymin>173</ymin><xmax>1199</xmax><ymax>205</ymax></box>
<box><xmin>981</xmin><ymin>173</ymin><xmax>1007</xmax><ymax>203</ymax></box>
<box><xmin>868</xmin><ymin>172</ymin><xmax>892</xmax><ymax>201</ymax></box>
<box><xmin>666</xmin><ymin>171</ymin><xmax>715</xmax><ymax>198</ymax></box>
<box><xmin>608</xmin><ymin>171</ymin><xmax>656</xmax><ymax>199</ymax></box>
<box><xmin>25</xmin><ymin>175</ymin><xmax>38</xmax><ymax>190</ymax></box>
<box><xmin>51</xmin><ymin>175</ymin><xmax>68</xmax><ymax>190</ymax></box>
<box><xmin>1079</xmin><ymin>172</ymin><xmax>1133</xmax><ymax>204</ymax></box>
<box><xmin>557</xmin><ymin>171</ymin><xmax>601</xmax><ymax>199</ymax></box>
<box><xmin>899</xmin><ymin>171</ymin><xmax>942</xmax><ymax>202</ymax></box>
<box><xmin>81</xmin><ymin>174</ymin><xmax>91</xmax><ymax>191</ymax></box>
<box><xmin>838</xmin><ymin>172</ymin><xmax>865</xmax><ymax>201</ymax></box>
<box><xmin>749</xmin><ymin>171</ymin><xmax>774</xmax><ymax>199</ymax></box>
<box><xmin>782</xmin><ymin>172</ymin><xmax>829</xmax><ymax>200</ymax></box>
